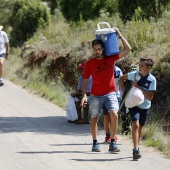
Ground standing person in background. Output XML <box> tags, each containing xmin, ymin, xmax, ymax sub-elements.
<box><xmin>119</xmin><ymin>58</ymin><xmax>156</xmax><ymax>160</ymax></box>
<box><xmin>81</xmin><ymin>27</ymin><xmax>132</xmax><ymax>152</ymax></box>
<box><xmin>0</xmin><ymin>26</ymin><xmax>9</xmax><ymax>86</ymax></box>
<box><xmin>103</xmin><ymin>65</ymin><xmax>123</xmax><ymax>143</ymax></box>
<box><xmin>70</xmin><ymin>63</ymin><xmax>92</xmax><ymax>124</ymax></box>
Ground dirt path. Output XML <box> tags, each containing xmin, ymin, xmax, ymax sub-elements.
<box><xmin>0</xmin><ymin>79</ymin><xmax>169</xmax><ymax>170</ymax></box>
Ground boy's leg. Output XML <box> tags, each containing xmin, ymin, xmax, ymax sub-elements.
<box><xmin>138</xmin><ymin>125</ymin><xmax>143</xmax><ymax>144</ymax></box>
<box><xmin>138</xmin><ymin>108</ymin><xmax>150</xmax><ymax>143</ymax></box>
<box><xmin>132</xmin><ymin>120</ymin><xmax>140</xmax><ymax>149</ymax></box>
<box><xmin>129</xmin><ymin>107</ymin><xmax>142</xmax><ymax>160</ymax></box>
<box><xmin>131</xmin><ymin>120</ymin><xmax>141</xmax><ymax>160</ymax></box>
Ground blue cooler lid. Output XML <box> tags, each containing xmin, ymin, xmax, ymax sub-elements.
<box><xmin>95</xmin><ymin>22</ymin><xmax>116</xmax><ymax>35</ymax></box>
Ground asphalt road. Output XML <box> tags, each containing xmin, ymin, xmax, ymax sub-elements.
<box><xmin>0</xmin><ymin>79</ymin><xmax>169</xmax><ymax>170</ymax></box>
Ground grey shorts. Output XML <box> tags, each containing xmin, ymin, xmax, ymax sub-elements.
<box><xmin>89</xmin><ymin>92</ymin><xmax>119</xmax><ymax>118</ymax></box>
<box><xmin>103</xmin><ymin>97</ymin><xmax>122</xmax><ymax>115</ymax></box>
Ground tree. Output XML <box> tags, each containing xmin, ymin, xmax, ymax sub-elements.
<box><xmin>60</xmin><ymin>0</ymin><xmax>118</xmax><ymax>22</ymax></box>
<box><xmin>138</xmin><ymin>0</ymin><xmax>170</xmax><ymax>19</ymax></box>
<box><xmin>42</xmin><ymin>0</ymin><xmax>59</xmax><ymax>14</ymax></box>
<box><xmin>118</xmin><ymin>0</ymin><xmax>138</xmax><ymax>22</ymax></box>
<box><xmin>10</xmin><ymin>0</ymin><xmax>51</xmax><ymax>47</ymax></box>
<box><xmin>118</xmin><ymin>0</ymin><xmax>170</xmax><ymax>22</ymax></box>
<box><xmin>0</xmin><ymin>0</ymin><xmax>14</xmax><ymax>29</ymax></box>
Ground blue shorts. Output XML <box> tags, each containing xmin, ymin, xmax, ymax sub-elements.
<box><xmin>89</xmin><ymin>92</ymin><xmax>119</xmax><ymax>118</ymax></box>
<box><xmin>103</xmin><ymin>97</ymin><xmax>121</xmax><ymax>115</ymax></box>
<box><xmin>0</xmin><ymin>53</ymin><xmax>5</xmax><ymax>58</ymax></box>
<box><xmin>129</xmin><ymin>106</ymin><xmax>150</xmax><ymax>126</ymax></box>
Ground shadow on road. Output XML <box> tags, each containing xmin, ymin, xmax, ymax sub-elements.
<box><xmin>17</xmin><ymin>151</ymin><xmax>133</xmax><ymax>161</ymax></box>
<box><xmin>0</xmin><ymin>116</ymin><xmax>91</xmax><ymax>136</ymax></box>
<box><xmin>18</xmin><ymin>151</ymin><xmax>90</xmax><ymax>154</ymax></box>
<box><xmin>50</xmin><ymin>142</ymin><xmax>122</xmax><ymax>146</ymax></box>
<box><xmin>50</xmin><ymin>143</ymin><xmax>92</xmax><ymax>146</ymax></box>
<box><xmin>71</xmin><ymin>157</ymin><xmax>133</xmax><ymax>161</ymax></box>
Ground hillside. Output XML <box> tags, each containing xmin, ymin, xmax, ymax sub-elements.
<box><xmin>8</xmin><ymin>11</ymin><xmax>170</xmax><ymax>117</ymax></box>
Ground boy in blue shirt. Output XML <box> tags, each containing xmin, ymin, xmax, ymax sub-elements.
<box><xmin>119</xmin><ymin>58</ymin><xmax>156</xmax><ymax>160</ymax></box>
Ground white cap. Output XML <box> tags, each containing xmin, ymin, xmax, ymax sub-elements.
<box><xmin>0</xmin><ymin>26</ymin><xmax>3</xmax><ymax>30</ymax></box>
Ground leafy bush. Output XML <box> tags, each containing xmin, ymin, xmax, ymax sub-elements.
<box><xmin>125</xmin><ymin>19</ymin><xmax>155</xmax><ymax>51</ymax></box>
<box><xmin>60</xmin><ymin>0</ymin><xmax>118</xmax><ymax>22</ymax></box>
<box><xmin>152</xmin><ymin>53</ymin><xmax>170</xmax><ymax>117</ymax></box>
<box><xmin>42</xmin><ymin>0</ymin><xmax>59</xmax><ymax>14</ymax></box>
<box><xmin>118</xmin><ymin>0</ymin><xmax>138</xmax><ymax>22</ymax></box>
<box><xmin>118</xmin><ymin>0</ymin><xmax>170</xmax><ymax>22</ymax></box>
<box><xmin>0</xmin><ymin>0</ymin><xmax>14</xmax><ymax>29</ymax></box>
<box><xmin>138</xmin><ymin>0</ymin><xmax>170</xmax><ymax>19</ymax></box>
<box><xmin>10</xmin><ymin>0</ymin><xmax>51</xmax><ymax>47</ymax></box>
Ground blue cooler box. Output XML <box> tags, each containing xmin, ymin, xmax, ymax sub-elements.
<box><xmin>95</xmin><ymin>22</ymin><xmax>119</xmax><ymax>56</ymax></box>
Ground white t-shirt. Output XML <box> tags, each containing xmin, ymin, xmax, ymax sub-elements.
<box><xmin>0</xmin><ymin>31</ymin><xmax>9</xmax><ymax>55</ymax></box>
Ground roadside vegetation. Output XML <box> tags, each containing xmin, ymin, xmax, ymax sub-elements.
<box><xmin>1</xmin><ymin>0</ymin><xmax>170</xmax><ymax>156</ymax></box>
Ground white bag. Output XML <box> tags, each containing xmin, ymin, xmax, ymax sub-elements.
<box><xmin>125</xmin><ymin>87</ymin><xmax>144</xmax><ymax>108</ymax></box>
<box><xmin>66</xmin><ymin>95</ymin><xmax>78</xmax><ymax>121</ymax></box>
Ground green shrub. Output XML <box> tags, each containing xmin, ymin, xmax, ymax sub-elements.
<box><xmin>60</xmin><ymin>0</ymin><xmax>118</xmax><ymax>22</ymax></box>
<box><xmin>0</xmin><ymin>0</ymin><xmax>13</xmax><ymax>29</ymax></box>
<box><xmin>118</xmin><ymin>0</ymin><xmax>138</xmax><ymax>22</ymax></box>
<box><xmin>125</xmin><ymin>19</ymin><xmax>155</xmax><ymax>51</ymax></box>
<box><xmin>10</xmin><ymin>0</ymin><xmax>51</xmax><ymax>47</ymax></box>
<box><xmin>42</xmin><ymin>0</ymin><xmax>59</xmax><ymax>15</ymax></box>
<box><xmin>138</xmin><ymin>0</ymin><xmax>170</xmax><ymax>20</ymax></box>
<box><xmin>118</xmin><ymin>0</ymin><xmax>170</xmax><ymax>22</ymax></box>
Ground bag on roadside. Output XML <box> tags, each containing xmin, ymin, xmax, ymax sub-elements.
<box><xmin>66</xmin><ymin>95</ymin><xmax>78</xmax><ymax>121</ymax></box>
<box><xmin>125</xmin><ymin>86</ymin><xmax>144</xmax><ymax>108</ymax></box>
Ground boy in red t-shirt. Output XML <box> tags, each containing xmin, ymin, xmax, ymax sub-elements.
<box><xmin>81</xmin><ymin>27</ymin><xmax>132</xmax><ymax>152</ymax></box>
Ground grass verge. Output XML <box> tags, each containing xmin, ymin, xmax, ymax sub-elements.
<box><xmin>142</xmin><ymin>123</ymin><xmax>170</xmax><ymax>157</ymax></box>
<box><xmin>3</xmin><ymin>51</ymin><xmax>69</xmax><ymax>109</ymax></box>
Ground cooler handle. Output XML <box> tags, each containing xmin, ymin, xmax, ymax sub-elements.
<box><xmin>97</xmin><ymin>22</ymin><xmax>112</xmax><ymax>30</ymax></box>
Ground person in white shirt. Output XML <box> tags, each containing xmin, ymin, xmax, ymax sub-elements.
<box><xmin>0</xmin><ymin>26</ymin><xmax>9</xmax><ymax>86</ymax></box>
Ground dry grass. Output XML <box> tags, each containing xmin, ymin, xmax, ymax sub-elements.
<box><xmin>142</xmin><ymin>123</ymin><xmax>170</xmax><ymax>157</ymax></box>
